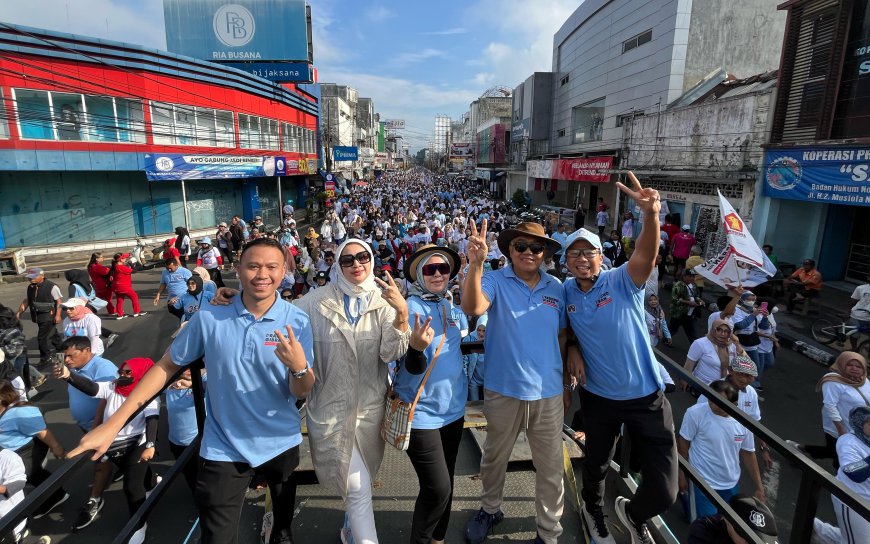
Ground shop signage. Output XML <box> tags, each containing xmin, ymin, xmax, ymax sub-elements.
<box><xmin>333</xmin><ymin>146</ymin><xmax>359</xmax><ymax>161</ymax></box>
<box><xmin>221</xmin><ymin>61</ymin><xmax>313</xmax><ymax>82</ymax></box>
<box><xmin>475</xmin><ymin>168</ymin><xmax>493</xmax><ymax>181</ymax></box>
<box><xmin>144</xmin><ymin>153</ymin><xmax>278</xmax><ymax>180</ymax></box>
<box><xmin>275</xmin><ymin>156</ymin><xmax>286</xmax><ymax>175</ymax></box>
<box><xmin>763</xmin><ymin>146</ymin><xmax>870</xmax><ymax>206</ymax></box>
<box><xmin>383</xmin><ymin>119</ymin><xmax>405</xmax><ymax>130</ymax></box>
<box><xmin>511</xmin><ymin>118</ymin><xmax>530</xmax><ymax>142</ymax></box>
<box><xmin>527</xmin><ymin>160</ymin><xmax>553</xmax><ymax>179</ymax></box>
<box><xmin>449</xmin><ymin>143</ymin><xmax>474</xmax><ymax>158</ymax></box>
<box><xmin>526</xmin><ymin>157</ymin><xmax>613</xmax><ymax>182</ymax></box>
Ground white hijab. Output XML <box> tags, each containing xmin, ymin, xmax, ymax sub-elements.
<box><xmin>329</xmin><ymin>238</ymin><xmax>378</xmax><ymax>320</ymax></box>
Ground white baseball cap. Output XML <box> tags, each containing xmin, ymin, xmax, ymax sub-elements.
<box><xmin>61</xmin><ymin>297</ymin><xmax>87</xmax><ymax>309</ymax></box>
<box><xmin>563</xmin><ymin>228</ymin><xmax>603</xmax><ymax>251</ymax></box>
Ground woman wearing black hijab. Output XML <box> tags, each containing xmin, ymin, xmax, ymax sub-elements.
<box><xmin>175</xmin><ymin>227</ymin><xmax>192</xmax><ymax>268</ymax></box>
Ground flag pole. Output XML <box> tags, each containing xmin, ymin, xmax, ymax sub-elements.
<box><xmin>733</xmin><ymin>255</ymin><xmax>743</xmax><ymax>289</ymax></box>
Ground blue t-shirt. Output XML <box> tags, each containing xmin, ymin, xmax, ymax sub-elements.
<box><xmin>565</xmin><ymin>266</ymin><xmax>663</xmax><ymax>400</ymax></box>
<box><xmin>69</xmin><ymin>355</ymin><xmax>118</xmax><ymax>430</ymax></box>
<box><xmin>170</xmin><ymin>295</ymin><xmax>313</xmax><ymax>467</ymax></box>
<box><xmin>174</xmin><ymin>291</ymin><xmax>214</xmax><ymax>322</ymax></box>
<box><xmin>394</xmin><ymin>298</ymin><xmax>467</xmax><ymax>429</ymax></box>
<box><xmin>0</xmin><ymin>405</ymin><xmax>46</xmax><ymax>451</ymax></box>
<box><xmin>165</xmin><ymin>374</ymin><xmax>207</xmax><ymax>447</ymax></box>
<box><xmin>480</xmin><ymin>266</ymin><xmax>566</xmax><ymax>400</ymax></box>
<box><xmin>161</xmin><ymin>267</ymin><xmax>193</xmax><ymax>299</ymax></box>
<box><xmin>463</xmin><ymin>332</ymin><xmax>485</xmax><ymax>386</ymax></box>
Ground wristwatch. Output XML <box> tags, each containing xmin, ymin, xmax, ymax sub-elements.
<box><xmin>291</xmin><ymin>367</ymin><xmax>309</xmax><ymax>379</ymax></box>
<box><xmin>144</xmin><ymin>442</ymin><xmax>155</xmax><ymax>449</ymax></box>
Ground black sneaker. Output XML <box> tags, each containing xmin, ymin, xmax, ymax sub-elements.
<box><xmin>581</xmin><ymin>504</ymin><xmax>616</xmax><ymax>544</ymax></box>
<box><xmin>106</xmin><ymin>333</ymin><xmax>120</xmax><ymax>348</ymax></box>
<box><xmin>113</xmin><ymin>470</ymin><xmax>125</xmax><ymax>483</ymax></box>
<box><xmin>465</xmin><ymin>508</ymin><xmax>504</xmax><ymax>544</ymax></box>
<box><xmin>73</xmin><ymin>497</ymin><xmax>104</xmax><ymax>530</ymax></box>
<box><xmin>32</xmin><ymin>491</ymin><xmax>69</xmax><ymax>519</ymax></box>
<box><xmin>614</xmin><ymin>496</ymin><xmax>652</xmax><ymax>544</ymax></box>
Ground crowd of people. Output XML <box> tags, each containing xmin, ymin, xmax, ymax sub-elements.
<box><xmin>0</xmin><ymin>168</ymin><xmax>867</xmax><ymax>544</ymax></box>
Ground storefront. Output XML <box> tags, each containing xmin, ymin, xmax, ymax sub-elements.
<box><xmin>755</xmin><ymin>145</ymin><xmax>870</xmax><ymax>281</ymax></box>
<box><xmin>525</xmin><ymin>156</ymin><xmax>614</xmax><ymax>213</ymax></box>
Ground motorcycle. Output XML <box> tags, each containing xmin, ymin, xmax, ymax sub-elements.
<box><xmin>128</xmin><ymin>238</ymin><xmax>163</xmax><ymax>271</ymax></box>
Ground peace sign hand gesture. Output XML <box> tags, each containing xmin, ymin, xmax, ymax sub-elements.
<box><xmin>409</xmin><ymin>313</ymin><xmax>435</xmax><ymax>351</ymax></box>
<box><xmin>374</xmin><ymin>270</ymin><xmax>409</xmax><ymax>319</ymax></box>
<box><xmin>466</xmin><ymin>218</ymin><xmax>488</xmax><ymax>266</ymax></box>
<box><xmin>616</xmin><ymin>171</ymin><xmax>660</xmax><ymax>215</ymax></box>
<box><xmin>274</xmin><ymin>325</ymin><xmax>308</xmax><ymax>374</ymax></box>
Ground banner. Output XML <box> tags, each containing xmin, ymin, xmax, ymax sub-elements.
<box><xmin>694</xmin><ymin>246</ymin><xmax>778</xmax><ymax>289</ymax></box>
<box><xmin>383</xmin><ymin>119</ymin><xmax>405</xmax><ymax>130</ymax></box>
<box><xmin>717</xmin><ymin>191</ymin><xmax>764</xmax><ymax>267</ymax></box>
<box><xmin>554</xmin><ymin>157</ymin><xmax>613</xmax><ymax>182</ymax></box>
<box><xmin>527</xmin><ymin>160</ymin><xmax>553</xmax><ymax>179</ymax></box>
<box><xmin>763</xmin><ymin>146</ymin><xmax>870</xmax><ymax>206</ymax></box>
<box><xmin>449</xmin><ymin>143</ymin><xmax>474</xmax><ymax>158</ymax></box>
<box><xmin>333</xmin><ymin>146</ymin><xmax>358</xmax><ymax>161</ymax></box>
<box><xmin>145</xmin><ymin>154</ymin><xmax>278</xmax><ymax>180</ymax></box>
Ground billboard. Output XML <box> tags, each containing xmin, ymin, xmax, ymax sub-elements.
<box><xmin>449</xmin><ymin>143</ymin><xmax>474</xmax><ymax>158</ymax></box>
<box><xmin>145</xmin><ymin>153</ymin><xmax>280</xmax><ymax>180</ymax></box>
<box><xmin>221</xmin><ymin>61</ymin><xmax>313</xmax><ymax>82</ymax></box>
<box><xmin>763</xmin><ymin>146</ymin><xmax>870</xmax><ymax>206</ymax></box>
<box><xmin>163</xmin><ymin>0</ymin><xmax>310</xmax><ymax>62</ymax></box>
<box><xmin>333</xmin><ymin>146</ymin><xmax>359</xmax><ymax>161</ymax></box>
<box><xmin>526</xmin><ymin>157</ymin><xmax>613</xmax><ymax>182</ymax></box>
<box><xmin>383</xmin><ymin>119</ymin><xmax>405</xmax><ymax>130</ymax></box>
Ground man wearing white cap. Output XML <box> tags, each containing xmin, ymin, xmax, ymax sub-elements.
<box><xmin>563</xmin><ymin>173</ymin><xmax>677</xmax><ymax>544</ymax></box>
<box><xmin>15</xmin><ymin>267</ymin><xmax>63</xmax><ymax>366</ymax></box>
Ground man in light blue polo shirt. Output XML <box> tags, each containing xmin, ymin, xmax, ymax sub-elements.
<box><xmin>563</xmin><ymin>173</ymin><xmax>677</xmax><ymax>544</ymax></box>
<box><xmin>462</xmin><ymin>220</ymin><xmax>568</xmax><ymax>544</ymax></box>
<box><xmin>154</xmin><ymin>258</ymin><xmax>193</xmax><ymax>320</ymax></box>
<box><xmin>71</xmin><ymin>238</ymin><xmax>315</xmax><ymax>544</ymax></box>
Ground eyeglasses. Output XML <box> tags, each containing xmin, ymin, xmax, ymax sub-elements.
<box><xmin>422</xmin><ymin>262</ymin><xmax>451</xmax><ymax>276</ymax></box>
<box><xmin>281</xmin><ymin>295</ymin><xmax>294</xmax><ymax>300</ymax></box>
<box><xmin>512</xmin><ymin>242</ymin><xmax>546</xmax><ymax>254</ymax></box>
<box><xmin>714</xmin><ymin>327</ymin><xmax>732</xmax><ymax>334</ymax></box>
<box><xmin>118</xmin><ymin>368</ymin><xmax>133</xmax><ymax>376</ymax></box>
<box><xmin>338</xmin><ymin>251</ymin><xmax>372</xmax><ymax>268</ymax></box>
<box><xmin>565</xmin><ymin>248</ymin><xmax>601</xmax><ymax>259</ymax></box>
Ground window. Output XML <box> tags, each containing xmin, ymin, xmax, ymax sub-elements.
<box><xmin>572</xmin><ymin>98</ymin><xmax>605</xmax><ymax>143</ymax></box>
<box><xmin>150</xmin><ymin>102</ymin><xmax>175</xmax><ymax>145</ymax></box>
<box><xmin>215</xmin><ymin>110</ymin><xmax>235</xmax><ymax>147</ymax></box>
<box><xmin>239</xmin><ymin>114</ymin><xmax>278</xmax><ymax>149</ymax></box>
<box><xmin>15</xmin><ymin>89</ymin><xmax>54</xmax><ymax>140</ymax></box>
<box><xmin>52</xmin><ymin>93</ymin><xmax>85</xmax><ymax>141</ymax></box>
<box><xmin>807</xmin><ymin>13</ymin><xmax>835</xmax><ymax>78</ymax></box>
<box><xmin>115</xmin><ymin>98</ymin><xmax>146</xmax><ymax>143</ymax></box>
<box><xmin>623</xmin><ymin>29</ymin><xmax>652</xmax><ymax>53</ymax></box>
<box><xmin>195</xmin><ymin>108</ymin><xmax>218</xmax><ymax>147</ymax></box>
<box><xmin>174</xmin><ymin>105</ymin><xmax>196</xmax><ymax>146</ymax></box>
<box><xmin>560</xmin><ymin>74</ymin><xmax>570</xmax><ymax>86</ymax></box>
<box><xmin>151</xmin><ymin>102</ymin><xmax>234</xmax><ymax>147</ymax></box>
<box><xmin>557</xmin><ymin>128</ymin><xmax>566</xmax><ymax>138</ymax></box>
<box><xmin>798</xmin><ymin>81</ymin><xmax>826</xmax><ymax>127</ymax></box>
<box><xmin>84</xmin><ymin>95</ymin><xmax>118</xmax><ymax>142</ymax></box>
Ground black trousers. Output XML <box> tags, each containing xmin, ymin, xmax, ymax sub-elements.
<box><xmin>803</xmin><ymin>433</ymin><xmax>840</xmax><ymax>469</ymax></box>
<box><xmin>405</xmin><ymin>418</ymin><xmax>464</xmax><ymax>543</ymax></box>
<box><xmin>669</xmin><ymin>315</ymin><xmax>698</xmax><ymax>343</ymax></box>
<box><xmin>580</xmin><ymin>389</ymin><xmax>678</xmax><ymax>523</ymax></box>
<box><xmin>18</xmin><ymin>440</ymin><xmax>67</xmax><ymax>506</ymax></box>
<box><xmin>206</xmin><ymin>267</ymin><xmax>225</xmax><ymax>288</ymax></box>
<box><xmin>169</xmin><ymin>441</ymin><xmax>201</xmax><ymax>494</ymax></box>
<box><xmin>167</xmin><ymin>303</ymin><xmax>185</xmax><ymax>321</ymax></box>
<box><xmin>35</xmin><ymin>318</ymin><xmax>62</xmax><ymax>359</ymax></box>
<box><xmin>194</xmin><ymin>446</ymin><xmax>299</xmax><ymax>544</ymax></box>
<box><xmin>104</xmin><ymin>441</ymin><xmax>155</xmax><ymax>525</ymax></box>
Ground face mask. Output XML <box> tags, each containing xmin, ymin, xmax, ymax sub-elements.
<box><xmin>116</xmin><ymin>376</ymin><xmax>134</xmax><ymax>387</ymax></box>
<box><xmin>743</xmin><ymin>301</ymin><xmax>756</xmax><ymax>309</ymax></box>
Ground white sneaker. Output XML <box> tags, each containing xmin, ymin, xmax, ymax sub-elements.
<box><xmin>614</xmin><ymin>496</ymin><xmax>652</xmax><ymax>544</ymax></box>
<box><xmin>581</xmin><ymin>504</ymin><xmax>616</xmax><ymax>544</ymax></box>
<box><xmin>128</xmin><ymin>523</ymin><xmax>147</xmax><ymax>544</ymax></box>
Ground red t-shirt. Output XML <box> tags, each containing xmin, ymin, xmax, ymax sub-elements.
<box><xmin>662</xmin><ymin>223</ymin><xmax>681</xmax><ymax>241</ymax></box>
<box><xmin>671</xmin><ymin>232</ymin><xmax>697</xmax><ymax>259</ymax></box>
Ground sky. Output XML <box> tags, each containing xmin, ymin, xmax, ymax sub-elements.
<box><xmin>0</xmin><ymin>0</ymin><xmax>580</xmax><ymax>152</ymax></box>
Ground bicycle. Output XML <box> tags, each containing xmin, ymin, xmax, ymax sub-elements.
<box><xmin>810</xmin><ymin>310</ymin><xmax>870</xmax><ymax>359</ymax></box>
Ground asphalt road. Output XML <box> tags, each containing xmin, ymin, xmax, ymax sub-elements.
<box><xmin>0</xmin><ymin>269</ymin><xmax>845</xmax><ymax>543</ymax></box>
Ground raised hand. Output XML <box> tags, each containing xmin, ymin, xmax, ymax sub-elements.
<box><xmin>68</xmin><ymin>422</ymin><xmax>122</xmax><ymax>461</ymax></box>
<box><xmin>409</xmin><ymin>313</ymin><xmax>434</xmax><ymax>351</ymax></box>
<box><xmin>374</xmin><ymin>271</ymin><xmax>408</xmax><ymax>316</ymax></box>
<box><xmin>211</xmin><ymin>287</ymin><xmax>239</xmax><ymax>305</ymax></box>
<box><xmin>274</xmin><ymin>325</ymin><xmax>308</xmax><ymax>374</ymax></box>
<box><xmin>466</xmin><ymin>218</ymin><xmax>488</xmax><ymax>266</ymax></box>
<box><xmin>616</xmin><ymin>171</ymin><xmax>660</xmax><ymax>216</ymax></box>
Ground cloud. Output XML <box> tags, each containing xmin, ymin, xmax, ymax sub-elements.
<box><xmin>422</xmin><ymin>27</ymin><xmax>468</xmax><ymax>36</ymax></box>
<box><xmin>473</xmin><ymin>72</ymin><xmax>495</xmax><ymax>86</ymax></box>
<box><xmin>364</xmin><ymin>5</ymin><xmax>395</xmax><ymax>23</ymax></box>
<box><xmin>395</xmin><ymin>48</ymin><xmax>446</xmax><ymax>65</ymax></box>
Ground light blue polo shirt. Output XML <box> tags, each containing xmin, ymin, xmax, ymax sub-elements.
<box><xmin>0</xmin><ymin>406</ymin><xmax>45</xmax><ymax>451</ymax></box>
<box><xmin>170</xmin><ymin>295</ymin><xmax>313</xmax><ymax>467</ymax></box>
<box><xmin>69</xmin><ymin>355</ymin><xmax>118</xmax><ymax>430</ymax></box>
<box><xmin>161</xmin><ymin>267</ymin><xmax>193</xmax><ymax>298</ymax></box>
<box><xmin>480</xmin><ymin>266</ymin><xmax>566</xmax><ymax>400</ymax></box>
<box><xmin>166</xmin><ymin>374</ymin><xmax>207</xmax><ymax>447</ymax></box>
<box><xmin>565</xmin><ymin>266</ymin><xmax>663</xmax><ymax>400</ymax></box>
<box><xmin>394</xmin><ymin>298</ymin><xmax>467</xmax><ymax>429</ymax></box>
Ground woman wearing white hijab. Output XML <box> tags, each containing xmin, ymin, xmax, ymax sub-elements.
<box><xmin>294</xmin><ymin>238</ymin><xmax>412</xmax><ymax>544</ymax></box>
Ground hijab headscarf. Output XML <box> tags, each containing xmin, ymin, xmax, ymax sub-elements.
<box><xmin>330</xmin><ymin>239</ymin><xmax>378</xmax><ymax>322</ymax></box>
<box><xmin>187</xmin><ymin>275</ymin><xmax>203</xmax><ymax>297</ymax></box>
<box><xmin>816</xmin><ymin>351</ymin><xmax>868</xmax><ymax>392</ymax></box>
<box><xmin>707</xmin><ymin>317</ymin><xmax>734</xmax><ymax>378</ymax></box>
<box><xmin>65</xmin><ymin>269</ymin><xmax>94</xmax><ymax>294</ymax></box>
<box><xmin>115</xmin><ymin>357</ymin><xmax>155</xmax><ymax>397</ymax></box>
<box><xmin>738</xmin><ymin>291</ymin><xmax>756</xmax><ymax>311</ymax></box>
<box><xmin>66</xmin><ymin>301</ymin><xmax>93</xmax><ymax>322</ymax></box>
<box><xmin>174</xmin><ymin>227</ymin><xmax>190</xmax><ymax>251</ymax></box>
<box><xmin>407</xmin><ymin>251</ymin><xmax>452</xmax><ymax>302</ymax></box>
<box><xmin>192</xmin><ymin>267</ymin><xmax>211</xmax><ymax>284</ymax></box>
<box><xmin>645</xmin><ymin>295</ymin><xmax>664</xmax><ymax>339</ymax></box>
<box><xmin>848</xmin><ymin>406</ymin><xmax>870</xmax><ymax>448</ymax></box>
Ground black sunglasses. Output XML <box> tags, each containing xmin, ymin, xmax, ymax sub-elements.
<box><xmin>512</xmin><ymin>242</ymin><xmax>546</xmax><ymax>255</ymax></box>
<box><xmin>422</xmin><ymin>262</ymin><xmax>451</xmax><ymax>276</ymax></box>
<box><xmin>338</xmin><ymin>251</ymin><xmax>372</xmax><ymax>268</ymax></box>
<box><xmin>281</xmin><ymin>294</ymin><xmax>294</xmax><ymax>300</ymax></box>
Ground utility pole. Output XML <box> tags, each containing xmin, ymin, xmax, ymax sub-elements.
<box><xmin>325</xmin><ymin>100</ymin><xmax>332</xmax><ymax>173</ymax></box>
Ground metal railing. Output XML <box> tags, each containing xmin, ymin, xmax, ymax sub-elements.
<box><xmin>0</xmin><ymin>359</ymin><xmax>206</xmax><ymax>542</ymax></box>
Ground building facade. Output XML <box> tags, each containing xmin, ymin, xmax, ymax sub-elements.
<box><xmin>0</xmin><ymin>23</ymin><xmax>319</xmax><ymax>250</ymax></box>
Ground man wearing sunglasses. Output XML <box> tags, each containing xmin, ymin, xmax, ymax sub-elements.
<box><xmin>462</xmin><ymin>220</ymin><xmax>568</xmax><ymax>544</ymax></box>
<box><xmin>562</xmin><ymin>172</ymin><xmax>677</xmax><ymax>544</ymax></box>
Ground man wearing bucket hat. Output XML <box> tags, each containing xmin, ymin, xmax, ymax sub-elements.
<box><xmin>461</xmin><ymin>220</ymin><xmax>568</xmax><ymax>544</ymax></box>
<box><xmin>562</xmin><ymin>172</ymin><xmax>677</xmax><ymax>544</ymax></box>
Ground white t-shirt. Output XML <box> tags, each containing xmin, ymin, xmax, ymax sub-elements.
<box><xmin>697</xmin><ymin>384</ymin><xmax>762</xmax><ymax>422</ymax></box>
<box><xmin>851</xmin><ymin>284</ymin><xmax>870</xmax><ymax>321</ymax></box>
<box><xmin>63</xmin><ymin>314</ymin><xmax>104</xmax><ymax>356</ymax></box>
<box><xmin>820</xmin><ymin>378</ymin><xmax>870</xmax><ymax>437</ymax></box>
<box><xmin>680</xmin><ymin>403</ymin><xmax>755</xmax><ymax>489</ymax></box>
<box><xmin>0</xmin><ymin>449</ymin><xmax>26</xmax><ymax>536</ymax></box>
<box><xmin>96</xmin><ymin>381</ymin><xmax>160</xmax><ymax>442</ymax></box>
<box><xmin>199</xmin><ymin>248</ymin><xmax>221</xmax><ymax>270</ymax></box>
<box><xmin>687</xmin><ymin>337</ymin><xmax>737</xmax><ymax>385</ymax></box>
<box><xmin>836</xmin><ymin>432</ymin><xmax>870</xmax><ymax>500</ymax></box>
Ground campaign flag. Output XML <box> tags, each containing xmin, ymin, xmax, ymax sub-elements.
<box><xmin>694</xmin><ymin>245</ymin><xmax>778</xmax><ymax>289</ymax></box>
<box><xmin>718</xmin><ymin>191</ymin><xmax>764</xmax><ymax>267</ymax></box>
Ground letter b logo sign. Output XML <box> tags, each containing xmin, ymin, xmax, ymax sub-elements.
<box><xmin>213</xmin><ymin>4</ymin><xmax>256</xmax><ymax>47</ymax></box>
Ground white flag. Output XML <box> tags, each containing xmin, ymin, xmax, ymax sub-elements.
<box><xmin>718</xmin><ymin>191</ymin><xmax>765</xmax><ymax>268</ymax></box>
<box><xmin>694</xmin><ymin>245</ymin><xmax>778</xmax><ymax>289</ymax></box>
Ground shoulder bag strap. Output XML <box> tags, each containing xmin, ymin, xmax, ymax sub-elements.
<box><xmin>408</xmin><ymin>305</ymin><xmax>448</xmax><ymax>410</ymax></box>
